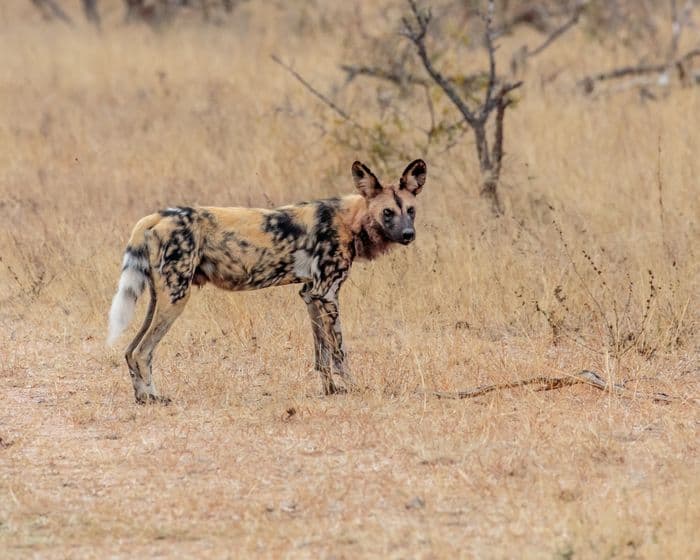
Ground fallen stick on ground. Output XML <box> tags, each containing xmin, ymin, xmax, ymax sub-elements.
<box><xmin>426</xmin><ymin>369</ymin><xmax>677</xmax><ymax>403</ymax></box>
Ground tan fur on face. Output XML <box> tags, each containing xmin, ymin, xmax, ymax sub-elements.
<box><xmin>365</xmin><ymin>187</ymin><xmax>416</xmax><ymax>224</ymax></box>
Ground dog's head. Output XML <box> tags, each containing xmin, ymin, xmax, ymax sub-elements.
<box><xmin>351</xmin><ymin>159</ymin><xmax>427</xmax><ymax>245</ymax></box>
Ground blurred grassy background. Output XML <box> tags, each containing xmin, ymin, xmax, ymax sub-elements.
<box><xmin>0</xmin><ymin>1</ymin><xmax>698</xmax><ymax>557</ymax></box>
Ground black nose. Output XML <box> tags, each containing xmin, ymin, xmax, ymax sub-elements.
<box><xmin>402</xmin><ymin>229</ymin><xmax>415</xmax><ymax>243</ymax></box>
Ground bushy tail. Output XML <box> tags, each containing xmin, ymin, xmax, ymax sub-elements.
<box><xmin>107</xmin><ymin>214</ymin><xmax>161</xmax><ymax>346</ymax></box>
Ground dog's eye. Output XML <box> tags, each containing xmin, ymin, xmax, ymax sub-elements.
<box><xmin>407</xmin><ymin>207</ymin><xmax>415</xmax><ymax>217</ymax></box>
<box><xmin>383</xmin><ymin>208</ymin><xmax>395</xmax><ymax>219</ymax></box>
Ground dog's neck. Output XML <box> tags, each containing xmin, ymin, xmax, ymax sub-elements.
<box><xmin>353</xmin><ymin>215</ymin><xmax>393</xmax><ymax>261</ymax></box>
<box><xmin>338</xmin><ymin>193</ymin><xmax>394</xmax><ymax>262</ymax></box>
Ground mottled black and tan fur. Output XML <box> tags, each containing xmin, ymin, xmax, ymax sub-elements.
<box><xmin>108</xmin><ymin>159</ymin><xmax>427</xmax><ymax>403</ymax></box>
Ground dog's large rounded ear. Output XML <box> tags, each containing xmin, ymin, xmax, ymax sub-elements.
<box><xmin>352</xmin><ymin>161</ymin><xmax>382</xmax><ymax>198</ymax></box>
<box><xmin>399</xmin><ymin>159</ymin><xmax>427</xmax><ymax>195</ymax></box>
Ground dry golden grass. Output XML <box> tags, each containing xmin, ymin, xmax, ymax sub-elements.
<box><xmin>1</xmin><ymin>2</ymin><xmax>698</xmax><ymax>558</ymax></box>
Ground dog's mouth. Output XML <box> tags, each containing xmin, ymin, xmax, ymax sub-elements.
<box><xmin>377</xmin><ymin>226</ymin><xmax>414</xmax><ymax>246</ymax></box>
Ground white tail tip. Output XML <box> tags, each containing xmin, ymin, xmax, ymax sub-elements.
<box><xmin>107</xmin><ymin>256</ymin><xmax>147</xmax><ymax>346</ymax></box>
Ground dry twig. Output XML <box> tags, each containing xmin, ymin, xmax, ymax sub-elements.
<box><xmin>425</xmin><ymin>369</ymin><xmax>677</xmax><ymax>403</ymax></box>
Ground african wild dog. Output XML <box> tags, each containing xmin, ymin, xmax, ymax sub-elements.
<box><xmin>108</xmin><ymin>159</ymin><xmax>427</xmax><ymax>403</ymax></box>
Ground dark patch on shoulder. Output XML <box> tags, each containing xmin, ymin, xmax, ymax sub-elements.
<box><xmin>263</xmin><ymin>211</ymin><xmax>306</xmax><ymax>243</ymax></box>
<box><xmin>323</xmin><ymin>197</ymin><xmax>342</xmax><ymax>208</ymax></box>
<box><xmin>311</xmin><ymin>201</ymin><xmax>340</xmax><ymax>261</ymax></box>
<box><xmin>315</xmin><ymin>201</ymin><xmax>336</xmax><ymax>227</ymax></box>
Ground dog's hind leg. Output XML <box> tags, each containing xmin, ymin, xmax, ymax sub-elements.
<box><xmin>130</xmin><ymin>287</ymin><xmax>190</xmax><ymax>404</ymax></box>
<box><xmin>125</xmin><ymin>274</ymin><xmax>158</xmax><ymax>402</ymax></box>
<box><xmin>126</xmin><ymin>213</ymin><xmax>199</xmax><ymax>403</ymax></box>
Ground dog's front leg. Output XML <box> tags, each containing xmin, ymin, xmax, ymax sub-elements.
<box><xmin>300</xmin><ymin>282</ymin><xmax>355</xmax><ymax>395</ymax></box>
<box><xmin>316</xmin><ymin>294</ymin><xmax>357</xmax><ymax>393</ymax></box>
<box><xmin>306</xmin><ymin>298</ymin><xmax>337</xmax><ymax>394</ymax></box>
<box><xmin>301</xmin><ymin>284</ymin><xmax>336</xmax><ymax>394</ymax></box>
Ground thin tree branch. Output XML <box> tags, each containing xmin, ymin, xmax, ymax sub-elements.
<box><xmin>528</xmin><ymin>1</ymin><xmax>584</xmax><ymax>58</ymax></box>
<box><xmin>401</xmin><ymin>0</ymin><xmax>479</xmax><ymax>127</ymax></box>
<box><xmin>679</xmin><ymin>47</ymin><xmax>700</xmax><ymax>63</ymax></box>
<box><xmin>482</xmin><ymin>0</ymin><xmax>497</xmax><ymax>116</ymax></box>
<box><xmin>340</xmin><ymin>63</ymin><xmax>489</xmax><ymax>95</ymax></box>
<box><xmin>492</xmin><ymin>95</ymin><xmax>509</xmax><ymax>180</ymax></box>
<box><xmin>580</xmin><ymin>48</ymin><xmax>700</xmax><ymax>91</ymax></box>
<box><xmin>271</xmin><ymin>54</ymin><xmax>359</xmax><ymax>127</ymax></box>
<box><xmin>580</xmin><ymin>1</ymin><xmax>697</xmax><ymax>93</ymax></box>
<box><xmin>668</xmin><ymin>0</ymin><xmax>694</xmax><ymax>64</ymax></box>
<box><xmin>340</xmin><ymin>64</ymin><xmax>430</xmax><ymax>87</ymax></box>
<box><xmin>586</xmin><ymin>63</ymin><xmax>668</xmax><ymax>83</ymax></box>
<box><xmin>483</xmin><ymin>80</ymin><xmax>523</xmax><ymax>114</ymax></box>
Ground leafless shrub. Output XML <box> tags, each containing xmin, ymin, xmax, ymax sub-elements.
<box><xmin>398</xmin><ymin>0</ymin><xmax>523</xmax><ymax>215</ymax></box>
<box><xmin>336</xmin><ymin>1</ymin><xmax>597</xmax><ymax>215</ymax></box>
